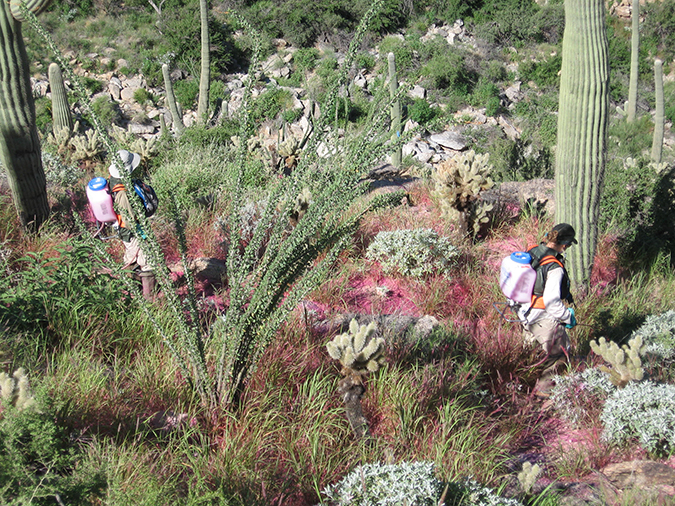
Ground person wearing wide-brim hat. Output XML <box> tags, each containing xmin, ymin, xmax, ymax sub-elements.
<box><xmin>517</xmin><ymin>223</ymin><xmax>578</xmax><ymax>397</ymax></box>
<box><xmin>108</xmin><ymin>149</ymin><xmax>155</xmax><ymax>300</ymax></box>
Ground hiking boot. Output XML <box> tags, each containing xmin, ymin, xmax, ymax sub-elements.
<box><xmin>141</xmin><ymin>272</ymin><xmax>156</xmax><ymax>301</ymax></box>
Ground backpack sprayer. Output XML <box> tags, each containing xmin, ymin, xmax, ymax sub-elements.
<box><xmin>86</xmin><ymin>177</ymin><xmax>119</xmax><ymax>240</ymax></box>
<box><xmin>494</xmin><ymin>251</ymin><xmax>536</xmax><ymax>323</ymax></box>
<box><xmin>495</xmin><ymin>250</ymin><xmax>593</xmax><ymax>328</ymax></box>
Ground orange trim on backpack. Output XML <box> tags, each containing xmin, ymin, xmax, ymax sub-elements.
<box><xmin>529</xmin><ymin>255</ymin><xmax>564</xmax><ymax>309</ymax></box>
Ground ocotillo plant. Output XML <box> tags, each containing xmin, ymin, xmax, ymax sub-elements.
<box><xmin>48</xmin><ymin>62</ymin><xmax>74</xmax><ymax>139</ymax></box>
<box><xmin>627</xmin><ymin>0</ymin><xmax>639</xmax><ymax>123</ymax></box>
<box><xmin>554</xmin><ymin>0</ymin><xmax>609</xmax><ymax>287</ymax></box>
<box><xmin>651</xmin><ymin>59</ymin><xmax>664</xmax><ymax>163</ymax></box>
<box><xmin>162</xmin><ymin>63</ymin><xmax>186</xmax><ymax>135</ymax></box>
<box><xmin>0</xmin><ymin>0</ymin><xmax>52</xmax><ymax>230</ymax></box>
<box><xmin>388</xmin><ymin>52</ymin><xmax>402</xmax><ymax>168</ymax></box>
<box><xmin>197</xmin><ymin>0</ymin><xmax>210</xmax><ymax>123</ymax></box>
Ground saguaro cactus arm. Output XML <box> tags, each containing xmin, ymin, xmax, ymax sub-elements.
<box><xmin>48</xmin><ymin>62</ymin><xmax>74</xmax><ymax>138</ymax></box>
<box><xmin>0</xmin><ymin>0</ymin><xmax>52</xmax><ymax>230</ymax></box>
<box><xmin>162</xmin><ymin>64</ymin><xmax>185</xmax><ymax>135</ymax></box>
<box><xmin>554</xmin><ymin>0</ymin><xmax>609</xmax><ymax>287</ymax></box>
<box><xmin>626</xmin><ymin>0</ymin><xmax>639</xmax><ymax>123</ymax></box>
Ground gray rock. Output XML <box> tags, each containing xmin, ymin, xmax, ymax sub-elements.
<box><xmin>429</xmin><ymin>130</ymin><xmax>467</xmax><ymax>151</ymax></box>
<box><xmin>408</xmin><ymin>85</ymin><xmax>426</xmax><ymax>99</ymax></box>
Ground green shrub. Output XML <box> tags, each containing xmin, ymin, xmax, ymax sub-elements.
<box><xmin>366</xmin><ymin>228</ymin><xmax>459</xmax><ymax>278</ymax></box>
<box><xmin>293</xmin><ymin>47</ymin><xmax>319</xmax><ymax>73</ymax></box>
<box><xmin>354</xmin><ymin>51</ymin><xmax>376</xmax><ymax>73</ymax></box>
<box><xmin>173</xmin><ymin>79</ymin><xmax>200</xmax><ymax>111</ymax></box>
<box><xmin>152</xmin><ymin>142</ymin><xmax>237</xmax><ymax>210</ymax></box>
<box><xmin>518</xmin><ymin>54</ymin><xmax>562</xmax><ymax>88</ymax></box>
<box><xmin>664</xmin><ymin>81</ymin><xmax>675</xmax><ymax>125</ymax></box>
<box><xmin>81</xmin><ymin>76</ymin><xmax>103</xmax><ymax>94</ymax></box>
<box><xmin>89</xmin><ymin>95</ymin><xmax>122</xmax><ymax>126</ymax></box>
<box><xmin>642</xmin><ymin>0</ymin><xmax>675</xmax><ymax>65</ymax></box>
<box><xmin>470</xmin><ymin>80</ymin><xmax>501</xmax><ymax>115</ymax></box>
<box><xmin>420</xmin><ymin>51</ymin><xmax>474</xmax><ymax>95</ymax></box>
<box><xmin>133</xmin><ymin>87</ymin><xmax>153</xmax><ymax>104</ymax></box>
<box><xmin>0</xmin><ymin>386</ymin><xmax>105</xmax><ymax>504</ymax></box>
<box><xmin>601</xmin><ymin>380</ymin><xmax>675</xmax><ymax>456</ymax></box>
<box><xmin>407</xmin><ymin>98</ymin><xmax>436</xmax><ymax>125</ymax></box>
<box><xmin>250</xmin><ymin>87</ymin><xmax>294</xmax><ymax>125</ymax></box>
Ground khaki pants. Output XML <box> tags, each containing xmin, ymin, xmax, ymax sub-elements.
<box><xmin>522</xmin><ymin>317</ymin><xmax>570</xmax><ymax>356</ymax></box>
<box><xmin>123</xmin><ymin>237</ymin><xmax>152</xmax><ymax>272</ymax></box>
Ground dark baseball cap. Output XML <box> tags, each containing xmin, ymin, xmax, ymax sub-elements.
<box><xmin>552</xmin><ymin>223</ymin><xmax>578</xmax><ymax>245</ymax></box>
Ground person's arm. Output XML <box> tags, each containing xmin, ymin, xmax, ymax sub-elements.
<box><xmin>542</xmin><ymin>267</ymin><xmax>573</xmax><ymax>323</ymax></box>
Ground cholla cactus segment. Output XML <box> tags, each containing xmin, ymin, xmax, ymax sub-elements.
<box><xmin>0</xmin><ymin>368</ymin><xmax>37</xmax><ymax>411</ymax></box>
<box><xmin>322</xmin><ymin>461</ymin><xmax>444</xmax><ymax>506</ymax></box>
<box><xmin>601</xmin><ymin>380</ymin><xmax>675</xmax><ymax>455</ymax></box>
<box><xmin>517</xmin><ymin>462</ymin><xmax>542</xmax><ymax>495</ymax></box>
<box><xmin>326</xmin><ymin>319</ymin><xmax>385</xmax><ymax>373</ymax></box>
<box><xmin>590</xmin><ymin>336</ymin><xmax>645</xmax><ymax>387</ymax></box>
<box><xmin>432</xmin><ymin>150</ymin><xmax>494</xmax><ymax>214</ymax></box>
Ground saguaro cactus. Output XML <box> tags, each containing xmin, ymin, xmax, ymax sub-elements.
<box><xmin>162</xmin><ymin>63</ymin><xmax>185</xmax><ymax>135</ymax></box>
<box><xmin>651</xmin><ymin>59</ymin><xmax>664</xmax><ymax>163</ymax></box>
<box><xmin>48</xmin><ymin>62</ymin><xmax>73</xmax><ymax>138</ymax></box>
<box><xmin>555</xmin><ymin>0</ymin><xmax>609</xmax><ymax>287</ymax></box>
<box><xmin>0</xmin><ymin>0</ymin><xmax>52</xmax><ymax>230</ymax></box>
<box><xmin>388</xmin><ymin>52</ymin><xmax>401</xmax><ymax>168</ymax></box>
<box><xmin>197</xmin><ymin>0</ymin><xmax>210</xmax><ymax>123</ymax></box>
<box><xmin>627</xmin><ymin>0</ymin><xmax>639</xmax><ymax>123</ymax></box>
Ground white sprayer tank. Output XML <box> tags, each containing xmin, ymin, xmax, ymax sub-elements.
<box><xmin>86</xmin><ymin>177</ymin><xmax>117</xmax><ymax>223</ymax></box>
<box><xmin>499</xmin><ymin>251</ymin><xmax>536</xmax><ymax>303</ymax></box>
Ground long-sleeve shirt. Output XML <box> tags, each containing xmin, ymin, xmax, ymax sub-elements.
<box><xmin>518</xmin><ymin>267</ymin><xmax>573</xmax><ymax>325</ymax></box>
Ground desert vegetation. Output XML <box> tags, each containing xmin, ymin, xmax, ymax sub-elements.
<box><xmin>1</xmin><ymin>0</ymin><xmax>675</xmax><ymax>504</ymax></box>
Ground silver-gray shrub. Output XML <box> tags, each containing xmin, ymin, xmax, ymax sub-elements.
<box><xmin>322</xmin><ymin>461</ymin><xmax>523</xmax><ymax>506</ymax></box>
<box><xmin>365</xmin><ymin>228</ymin><xmax>459</xmax><ymax>278</ymax></box>
<box><xmin>322</xmin><ymin>461</ymin><xmax>443</xmax><ymax>506</ymax></box>
<box><xmin>601</xmin><ymin>380</ymin><xmax>675</xmax><ymax>455</ymax></box>
<box><xmin>550</xmin><ymin>367</ymin><xmax>615</xmax><ymax>427</ymax></box>
<box><xmin>630</xmin><ymin>310</ymin><xmax>675</xmax><ymax>360</ymax></box>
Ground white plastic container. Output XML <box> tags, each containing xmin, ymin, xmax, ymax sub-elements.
<box><xmin>86</xmin><ymin>177</ymin><xmax>117</xmax><ymax>223</ymax></box>
<box><xmin>499</xmin><ymin>251</ymin><xmax>536</xmax><ymax>303</ymax></box>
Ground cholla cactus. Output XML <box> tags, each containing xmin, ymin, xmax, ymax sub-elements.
<box><xmin>590</xmin><ymin>336</ymin><xmax>646</xmax><ymax>387</ymax></box>
<box><xmin>289</xmin><ymin>187</ymin><xmax>312</xmax><ymax>226</ymax></box>
<box><xmin>517</xmin><ymin>462</ymin><xmax>542</xmax><ymax>495</ymax></box>
<box><xmin>70</xmin><ymin>127</ymin><xmax>105</xmax><ymax>160</ymax></box>
<box><xmin>326</xmin><ymin>319</ymin><xmax>385</xmax><ymax>374</ymax></box>
<box><xmin>278</xmin><ymin>136</ymin><xmax>301</xmax><ymax>169</ymax></box>
<box><xmin>0</xmin><ymin>368</ymin><xmax>37</xmax><ymax>411</ymax></box>
<box><xmin>432</xmin><ymin>150</ymin><xmax>494</xmax><ymax>237</ymax></box>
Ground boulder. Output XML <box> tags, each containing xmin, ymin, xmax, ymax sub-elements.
<box><xmin>429</xmin><ymin>130</ymin><xmax>467</xmax><ymax>151</ymax></box>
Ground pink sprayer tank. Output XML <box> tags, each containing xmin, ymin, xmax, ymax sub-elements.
<box><xmin>86</xmin><ymin>177</ymin><xmax>117</xmax><ymax>223</ymax></box>
<box><xmin>499</xmin><ymin>251</ymin><xmax>536</xmax><ymax>303</ymax></box>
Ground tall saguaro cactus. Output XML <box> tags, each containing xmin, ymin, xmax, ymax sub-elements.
<box><xmin>388</xmin><ymin>52</ymin><xmax>401</xmax><ymax>168</ymax></box>
<box><xmin>48</xmin><ymin>62</ymin><xmax>73</xmax><ymax>138</ymax></box>
<box><xmin>197</xmin><ymin>0</ymin><xmax>210</xmax><ymax>123</ymax></box>
<box><xmin>555</xmin><ymin>0</ymin><xmax>609</xmax><ymax>287</ymax></box>
<box><xmin>651</xmin><ymin>59</ymin><xmax>664</xmax><ymax>164</ymax></box>
<box><xmin>627</xmin><ymin>0</ymin><xmax>639</xmax><ymax>122</ymax></box>
<box><xmin>0</xmin><ymin>0</ymin><xmax>51</xmax><ymax>230</ymax></box>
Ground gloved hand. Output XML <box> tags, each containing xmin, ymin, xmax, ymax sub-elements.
<box><xmin>565</xmin><ymin>307</ymin><xmax>577</xmax><ymax>329</ymax></box>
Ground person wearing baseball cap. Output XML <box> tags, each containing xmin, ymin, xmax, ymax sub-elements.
<box><xmin>517</xmin><ymin>223</ymin><xmax>578</xmax><ymax>398</ymax></box>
